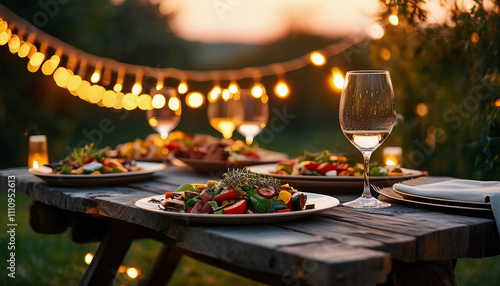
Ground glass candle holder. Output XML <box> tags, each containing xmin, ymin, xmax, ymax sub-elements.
<box><xmin>28</xmin><ymin>135</ymin><xmax>49</xmax><ymax>168</ymax></box>
<box><xmin>383</xmin><ymin>147</ymin><xmax>402</xmax><ymax>167</ymax></box>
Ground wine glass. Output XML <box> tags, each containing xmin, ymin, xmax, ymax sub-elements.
<box><xmin>339</xmin><ymin>70</ymin><xmax>396</xmax><ymax>208</ymax></box>
<box><xmin>147</xmin><ymin>87</ymin><xmax>181</xmax><ymax>140</ymax></box>
<box><xmin>207</xmin><ymin>89</ymin><xmax>243</xmax><ymax>139</ymax></box>
<box><xmin>236</xmin><ymin>89</ymin><xmax>269</xmax><ymax>145</ymax></box>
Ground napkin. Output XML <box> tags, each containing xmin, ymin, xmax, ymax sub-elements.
<box><xmin>393</xmin><ymin>179</ymin><xmax>500</xmax><ymax>236</ymax></box>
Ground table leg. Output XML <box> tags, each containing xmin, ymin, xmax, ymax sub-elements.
<box><xmin>139</xmin><ymin>244</ymin><xmax>184</xmax><ymax>286</ymax></box>
<box><xmin>381</xmin><ymin>259</ymin><xmax>457</xmax><ymax>286</ymax></box>
<box><xmin>78</xmin><ymin>225</ymin><xmax>133</xmax><ymax>286</ymax></box>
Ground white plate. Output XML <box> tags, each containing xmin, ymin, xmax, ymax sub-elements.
<box><xmin>247</xmin><ymin>163</ymin><xmax>424</xmax><ymax>193</ymax></box>
<box><xmin>29</xmin><ymin>162</ymin><xmax>166</xmax><ymax>187</ymax></box>
<box><xmin>135</xmin><ymin>192</ymin><xmax>340</xmax><ymax>224</ymax></box>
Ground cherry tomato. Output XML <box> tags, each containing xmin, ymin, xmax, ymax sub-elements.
<box><xmin>276</xmin><ymin>208</ymin><xmax>291</xmax><ymax>213</ymax></box>
<box><xmin>223</xmin><ymin>199</ymin><xmax>247</xmax><ymax>214</ymax></box>
<box><xmin>304</xmin><ymin>162</ymin><xmax>322</xmax><ymax>171</ymax></box>
<box><xmin>165</xmin><ymin>192</ymin><xmax>174</xmax><ymax>199</ymax></box>
<box><xmin>316</xmin><ymin>162</ymin><xmax>337</xmax><ymax>175</ymax></box>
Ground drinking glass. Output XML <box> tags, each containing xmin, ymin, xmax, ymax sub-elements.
<box><xmin>147</xmin><ymin>87</ymin><xmax>181</xmax><ymax>140</ymax></box>
<box><xmin>339</xmin><ymin>70</ymin><xmax>396</xmax><ymax>208</ymax></box>
<box><xmin>207</xmin><ymin>89</ymin><xmax>243</xmax><ymax>139</ymax></box>
<box><xmin>236</xmin><ymin>89</ymin><xmax>269</xmax><ymax>145</ymax></box>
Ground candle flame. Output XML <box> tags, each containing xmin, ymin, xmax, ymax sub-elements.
<box><xmin>33</xmin><ymin>161</ymin><xmax>39</xmax><ymax>168</ymax></box>
<box><xmin>385</xmin><ymin>160</ymin><xmax>396</xmax><ymax>166</ymax></box>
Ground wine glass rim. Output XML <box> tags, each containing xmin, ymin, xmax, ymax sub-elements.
<box><xmin>346</xmin><ymin>70</ymin><xmax>389</xmax><ymax>75</ymax></box>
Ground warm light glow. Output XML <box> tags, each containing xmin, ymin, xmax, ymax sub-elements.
<box><xmin>18</xmin><ymin>42</ymin><xmax>31</xmax><ymax>58</ymax></box>
<box><xmin>55</xmin><ymin>69</ymin><xmax>73</xmax><ymax>88</ymax></box>
<box><xmin>331</xmin><ymin>67</ymin><xmax>344</xmax><ymax>90</ymax></box>
<box><xmin>416</xmin><ymin>103</ymin><xmax>428</xmax><ymax>116</ymax></box>
<box><xmin>251</xmin><ymin>84</ymin><xmax>265</xmax><ymax>98</ymax></box>
<box><xmin>113</xmin><ymin>92</ymin><xmax>124</xmax><ymax>109</ymax></box>
<box><xmin>168</xmin><ymin>97</ymin><xmax>181</xmax><ymax>111</ymax></box>
<box><xmin>137</xmin><ymin>94</ymin><xmax>152</xmax><ymax>110</ymax></box>
<box><xmin>33</xmin><ymin>161</ymin><xmax>39</xmax><ymax>168</ymax></box>
<box><xmin>383</xmin><ymin>147</ymin><xmax>402</xmax><ymax>166</ymax></box>
<box><xmin>389</xmin><ymin>14</ymin><xmax>399</xmax><ymax>26</ymax></box>
<box><xmin>152</xmin><ymin>93</ymin><xmax>166</xmax><ymax>109</ymax></box>
<box><xmin>178</xmin><ymin>81</ymin><xmax>188</xmax><ymax>94</ymax></box>
<box><xmin>386</xmin><ymin>159</ymin><xmax>396</xmax><ymax>166</ymax></box>
<box><xmin>84</xmin><ymin>253</ymin><xmax>93</xmax><ymax>265</ymax></box>
<box><xmin>148</xmin><ymin>117</ymin><xmax>158</xmax><ymax>127</ymax></box>
<box><xmin>91</xmin><ymin>72</ymin><xmax>100</xmax><ymax>83</ymax></box>
<box><xmin>88</xmin><ymin>85</ymin><xmax>104</xmax><ymax>103</ymax></box>
<box><xmin>8</xmin><ymin>34</ymin><xmax>20</xmax><ymax>53</ymax></box>
<box><xmin>495</xmin><ymin>98</ymin><xmax>500</xmax><ymax>107</ymax></box>
<box><xmin>274</xmin><ymin>82</ymin><xmax>289</xmax><ymax>98</ymax></box>
<box><xmin>102</xmin><ymin>90</ymin><xmax>116</xmax><ymax>108</ymax></box>
<box><xmin>113</xmin><ymin>83</ymin><xmax>123</xmax><ymax>93</ymax></box>
<box><xmin>132</xmin><ymin>82</ymin><xmax>142</xmax><ymax>95</ymax></box>
<box><xmin>471</xmin><ymin>32</ymin><xmax>479</xmax><ymax>44</ymax></box>
<box><xmin>380</xmin><ymin>47</ymin><xmax>391</xmax><ymax>61</ymax></box>
<box><xmin>29</xmin><ymin>52</ymin><xmax>45</xmax><ymax>67</ymax></box>
<box><xmin>41</xmin><ymin>55</ymin><xmax>60</xmax><ymax>76</ymax></box>
<box><xmin>0</xmin><ymin>29</ymin><xmax>12</xmax><ymax>46</ymax></box>
<box><xmin>186</xmin><ymin>91</ymin><xmax>204</xmax><ymax>108</ymax></box>
<box><xmin>126</xmin><ymin>267</ymin><xmax>140</xmax><ymax>279</ymax></box>
<box><xmin>221</xmin><ymin>89</ymin><xmax>231</xmax><ymax>101</ymax></box>
<box><xmin>208</xmin><ymin>89</ymin><xmax>219</xmax><ymax>102</ymax></box>
<box><xmin>67</xmin><ymin>75</ymin><xmax>83</xmax><ymax>92</ymax></box>
<box><xmin>77</xmin><ymin>80</ymin><xmax>91</xmax><ymax>100</ymax></box>
<box><xmin>28</xmin><ymin>135</ymin><xmax>49</xmax><ymax>168</ymax></box>
<box><xmin>368</xmin><ymin>23</ymin><xmax>385</xmax><ymax>39</ymax></box>
<box><xmin>123</xmin><ymin>93</ymin><xmax>138</xmax><ymax>110</ymax></box>
<box><xmin>228</xmin><ymin>82</ymin><xmax>239</xmax><ymax>94</ymax></box>
<box><xmin>310</xmin><ymin>52</ymin><xmax>326</xmax><ymax>66</ymax></box>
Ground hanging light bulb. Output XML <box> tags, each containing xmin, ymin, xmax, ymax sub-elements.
<box><xmin>0</xmin><ymin>28</ymin><xmax>11</xmax><ymax>46</ymax></box>
<box><xmin>102</xmin><ymin>90</ymin><xmax>116</xmax><ymax>108</ymax></box>
<box><xmin>113</xmin><ymin>92</ymin><xmax>124</xmax><ymax>109</ymax></box>
<box><xmin>77</xmin><ymin>80</ymin><xmax>91</xmax><ymax>100</ymax></box>
<box><xmin>152</xmin><ymin>93</ymin><xmax>166</xmax><ymax>109</ymax></box>
<box><xmin>132</xmin><ymin>70</ymin><xmax>143</xmax><ymax>95</ymax></box>
<box><xmin>8</xmin><ymin>34</ymin><xmax>20</xmax><ymax>54</ymax></box>
<box><xmin>251</xmin><ymin>83</ymin><xmax>265</xmax><ymax>98</ymax></box>
<box><xmin>41</xmin><ymin>50</ymin><xmax>61</xmax><ymax>76</ymax></box>
<box><xmin>168</xmin><ymin>96</ymin><xmax>181</xmax><ymax>111</ymax></box>
<box><xmin>331</xmin><ymin>67</ymin><xmax>345</xmax><ymax>90</ymax></box>
<box><xmin>228</xmin><ymin>81</ymin><xmax>239</xmax><ymax>94</ymax></box>
<box><xmin>178</xmin><ymin>80</ymin><xmax>188</xmax><ymax>94</ymax></box>
<box><xmin>77</xmin><ymin>58</ymin><xmax>88</xmax><ymax>78</ymax></box>
<box><xmin>137</xmin><ymin>94</ymin><xmax>152</xmax><ymax>110</ymax></box>
<box><xmin>221</xmin><ymin>89</ymin><xmax>231</xmax><ymax>101</ymax></box>
<box><xmin>28</xmin><ymin>52</ymin><xmax>45</xmax><ymax>73</ymax></box>
<box><xmin>274</xmin><ymin>81</ymin><xmax>289</xmax><ymax>98</ymax></box>
<box><xmin>389</xmin><ymin>14</ymin><xmax>399</xmax><ymax>26</ymax></box>
<box><xmin>156</xmin><ymin>73</ymin><xmax>164</xmax><ymax>90</ymax></box>
<box><xmin>90</xmin><ymin>62</ymin><xmax>102</xmax><ymax>83</ymax></box>
<box><xmin>185</xmin><ymin>91</ymin><xmax>204</xmax><ymax>108</ymax></box>
<box><xmin>310</xmin><ymin>51</ymin><xmax>326</xmax><ymax>66</ymax></box>
<box><xmin>208</xmin><ymin>85</ymin><xmax>221</xmax><ymax>103</ymax></box>
<box><xmin>123</xmin><ymin>93</ymin><xmax>138</xmax><ymax>110</ymax></box>
<box><xmin>114</xmin><ymin>69</ymin><xmax>125</xmax><ymax>92</ymax></box>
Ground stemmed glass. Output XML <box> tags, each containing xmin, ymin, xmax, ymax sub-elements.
<box><xmin>236</xmin><ymin>89</ymin><xmax>269</xmax><ymax>145</ymax></box>
<box><xmin>147</xmin><ymin>87</ymin><xmax>181</xmax><ymax>140</ymax></box>
<box><xmin>339</xmin><ymin>70</ymin><xmax>396</xmax><ymax>208</ymax></box>
<box><xmin>207</xmin><ymin>89</ymin><xmax>243</xmax><ymax>139</ymax></box>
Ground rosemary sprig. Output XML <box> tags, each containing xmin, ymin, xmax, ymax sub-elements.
<box><xmin>222</xmin><ymin>168</ymin><xmax>282</xmax><ymax>189</ymax></box>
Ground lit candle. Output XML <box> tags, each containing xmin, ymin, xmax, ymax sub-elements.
<box><xmin>28</xmin><ymin>135</ymin><xmax>49</xmax><ymax>168</ymax></box>
<box><xmin>383</xmin><ymin>147</ymin><xmax>402</xmax><ymax>167</ymax></box>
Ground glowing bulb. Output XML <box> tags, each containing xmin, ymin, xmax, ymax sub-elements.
<box><xmin>149</xmin><ymin>117</ymin><xmax>158</xmax><ymax>127</ymax></box>
<box><xmin>0</xmin><ymin>29</ymin><xmax>12</xmax><ymax>46</ymax></box>
<box><xmin>126</xmin><ymin>267</ymin><xmax>139</xmax><ymax>279</ymax></box>
<box><xmin>84</xmin><ymin>253</ymin><xmax>93</xmax><ymax>265</ymax></box>
<box><xmin>331</xmin><ymin>68</ymin><xmax>344</xmax><ymax>90</ymax></box>
<box><xmin>168</xmin><ymin>97</ymin><xmax>181</xmax><ymax>111</ymax></box>
<box><xmin>416</xmin><ymin>103</ymin><xmax>428</xmax><ymax>116</ymax></box>
<box><xmin>152</xmin><ymin>93</ymin><xmax>166</xmax><ymax>109</ymax></box>
<box><xmin>41</xmin><ymin>55</ymin><xmax>60</xmax><ymax>76</ymax></box>
<box><xmin>55</xmin><ymin>68</ymin><xmax>73</xmax><ymax>88</ymax></box>
<box><xmin>228</xmin><ymin>82</ymin><xmax>239</xmax><ymax>94</ymax></box>
<box><xmin>102</xmin><ymin>90</ymin><xmax>116</xmax><ymax>108</ymax></box>
<box><xmin>274</xmin><ymin>82</ymin><xmax>289</xmax><ymax>98</ymax></box>
<box><xmin>251</xmin><ymin>84</ymin><xmax>265</xmax><ymax>98</ymax></box>
<box><xmin>386</xmin><ymin>160</ymin><xmax>396</xmax><ymax>166</ymax></box>
<box><xmin>0</xmin><ymin>21</ymin><xmax>7</xmax><ymax>33</ymax></box>
<box><xmin>310</xmin><ymin>52</ymin><xmax>326</xmax><ymax>66</ymax></box>
<box><xmin>495</xmin><ymin>98</ymin><xmax>500</xmax><ymax>107</ymax></box>
<box><xmin>389</xmin><ymin>14</ymin><xmax>399</xmax><ymax>26</ymax></box>
<box><xmin>33</xmin><ymin>161</ymin><xmax>39</xmax><ymax>168</ymax></box>
<box><xmin>88</xmin><ymin>85</ymin><xmax>104</xmax><ymax>103</ymax></box>
<box><xmin>221</xmin><ymin>89</ymin><xmax>231</xmax><ymax>101</ymax></box>
<box><xmin>132</xmin><ymin>82</ymin><xmax>142</xmax><ymax>95</ymax></box>
<box><xmin>368</xmin><ymin>23</ymin><xmax>385</xmax><ymax>39</ymax></box>
<box><xmin>178</xmin><ymin>81</ymin><xmax>188</xmax><ymax>94</ymax></box>
<box><xmin>29</xmin><ymin>52</ymin><xmax>45</xmax><ymax>67</ymax></box>
<box><xmin>67</xmin><ymin>75</ymin><xmax>83</xmax><ymax>92</ymax></box>
<box><xmin>123</xmin><ymin>93</ymin><xmax>138</xmax><ymax>110</ymax></box>
<box><xmin>8</xmin><ymin>35</ymin><xmax>20</xmax><ymax>54</ymax></box>
<box><xmin>91</xmin><ymin>71</ymin><xmax>100</xmax><ymax>83</ymax></box>
<box><xmin>137</xmin><ymin>94</ymin><xmax>152</xmax><ymax>110</ymax></box>
<box><xmin>186</xmin><ymin>92</ymin><xmax>204</xmax><ymax>108</ymax></box>
<box><xmin>77</xmin><ymin>80</ymin><xmax>91</xmax><ymax>100</ymax></box>
<box><xmin>113</xmin><ymin>92</ymin><xmax>124</xmax><ymax>109</ymax></box>
<box><xmin>18</xmin><ymin>42</ymin><xmax>31</xmax><ymax>58</ymax></box>
<box><xmin>208</xmin><ymin>86</ymin><xmax>221</xmax><ymax>102</ymax></box>
<box><xmin>113</xmin><ymin>83</ymin><xmax>123</xmax><ymax>93</ymax></box>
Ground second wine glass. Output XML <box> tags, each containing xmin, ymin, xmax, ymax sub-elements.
<box><xmin>339</xmin><ymin>70</ymin><xmax>396</xmax><ymax>208</ymax></box>
<box><xmin>207</xmin><ymin>89</ymin><xmax>243</xmax><ymax>139</ymax></box>
<box><xmin>147</xmin><ymin>87</ymin><xmax>182</xmax><ymax>140</ymax></box>
<box><xmin>236</xmin><ymin>89</ymin><xmax>269</xmax><ymax>145</ymax></box>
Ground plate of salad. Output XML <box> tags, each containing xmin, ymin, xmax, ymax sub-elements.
<box><xmin>135</xmin><ymin>168</ymin><xmax>340</xmax><ymax>224</ymax></box>
<box><xmin>247</xmin><ymin>150</ymin><xmax>424</xmax><ymax>193</ymax></box>
<box><xmin>29</xmin><ymin>144</ymin><xmax>166</xmax><ymax>186</ymax></box>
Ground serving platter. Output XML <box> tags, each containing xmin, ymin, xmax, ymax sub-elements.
<box><xmin>247</xmin><ymin>163</ymin><xmax>424</xmax><ymax>193</ymax></box>
<box><xmin>135</xmin><ymin>192</ymin><xmax>340</xmax><ymax>224</ymax></box>
<box><xmin>29</xmin><ymin>162</ymin><xmax>166</xmax><ymax>187</ymax></box>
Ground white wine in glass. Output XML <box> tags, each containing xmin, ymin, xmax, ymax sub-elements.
<box><xmin>208</xmin><ymin>89</ymin><xmax>243</xmax><ymax>139</ymax></box>
<box><xmin>339</xmin><ymin>70</ymin><xmax>396</xmax><ymax>208</ymax></box>
<box><xmin>147</xmin><ymin>87</ymin><xmax>181</xmax><ymax>140</ymax></box>
<box><xmin>236</xmin><ymin>89</ymin><xmax>269</xmax><ymax>145</ymax></box>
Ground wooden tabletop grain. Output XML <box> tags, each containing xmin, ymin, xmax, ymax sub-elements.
<box><xmin>2</xmin><ymin>166</ymin><xmax>499</xmax><ymax>286</ymax></box>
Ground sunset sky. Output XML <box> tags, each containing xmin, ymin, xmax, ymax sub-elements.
<box><xmin>148</xmin><ymin>0</ymin><xmax>456</xmax><ymax>44</ymax></box>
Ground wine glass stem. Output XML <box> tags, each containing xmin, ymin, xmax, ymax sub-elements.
<box><xmin>362</xmin><ymin>153</ymin><xmax>373</xmax><ymax>198</ymax></box>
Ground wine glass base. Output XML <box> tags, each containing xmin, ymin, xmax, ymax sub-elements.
<box><xmin>342</xmin><ymin>196</ymin><xmax>391</xmax><ymax>209</ymax></box>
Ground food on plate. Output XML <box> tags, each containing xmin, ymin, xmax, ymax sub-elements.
<box><xmin>152</xmin><ymin>168</ymin><xmax>312</xmax><ymax>214</ymax></box>
<box><xmin>115</xmin><ymin>131</ymin><xmax>264</xmax><ymax>162</ymax></box>
<box><xmin>273</xmin><ymin>150</ymin><xmax>401</xmax><ymax>177</ymax></box>
<box><xmin>42</xmin><ymin>144</ymin><xmax>141</xmax><ymax>175</ymax></box>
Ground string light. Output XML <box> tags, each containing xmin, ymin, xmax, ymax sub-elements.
<box><xmin>156</xmin><ymin>73</ymin><xmax>164</xmax><ymax>90</ymax></box>
<box><xmin>251</xmin><ymin>83</ymin><xmax>265</xmax><ymax>98</ymax></box>
<box><xmin>221</xmin><ymin>89</ymin><xmax>231</xmax><ymax>101</ymax></box>
<box><xmin>208</xmin><ymin>85</ymin><xmax>221</xmax><ymax>103</ymax></box>
<box><xmin>90</xmin><ymin>62</ymin><xmax>102</xmax><ymax>83</ymax></box>
<box><xmin>185</xmin><ymin>91</ymin><xmax>204</xmax><ymax>108</ymax></box>
<box><xmin>102</xmin><ymin>90</ymin><xmax>116</xmax><ymax>108</ymax></box>
<box><xmin>102</xmin><ymin>65</ymin><xmax>112</xmax><ymax>86</ymax></box>
<box><xmin>389</xmin><ymin>14</ymin><xmax>399</xmax><ymax>26</ymax></box>
<box><xmin>152</xmin><ymin>93</ymin><xmax>166</xmax><ymax>109</ymax></box>
<box><xmin>7</xmin><ymin>34</ymin><xmax>19</xmax><ymax>53</ymax></box>
<box><xmin>114</xmin><ymin>69</ymin><xmax>125</xmax><ymax>92</ymax></box>
<box><xmin>123</xmin><ymin>92</ymin><xmax>138</xmax><ymax>110</ymax></box>
<box><xmin>228</xmin><ymin>81</ymin><xmax>239</xmax><ymax>94</ymax></box>
<box><xmin>41</xmin><ymin>49</ymin><xmax>62</xmax><ymax>76</ymax></box>
<box><xmin>310</xmin><ymin>51</ymin><xmax>326</xmax><ymax>66</ymax></box>
<box><xmin>274</xmin><ymin>81</ymin><xmax>289</xmax><ymax>98</ymax></box>
<box><xmin>131</xmin><ymin>70</ymin><xmax>143</xmax><ymax>95</ymax></box>
<box><xmin>178</xmin><ymin>79</ymin><xmax>188</xmax><ymax>94</ymax></box>
<box><xmin>331</xmin><ymin>67</ymin><xmax>344</xmax><ymax>90</ymax></box>
<box><xmin>168</xmin><ymin>96</ymin><xmax>181</xmax><ymax>111</ymax></box>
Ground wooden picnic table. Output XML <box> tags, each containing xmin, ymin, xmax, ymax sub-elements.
<box><xmin>1</xmin><ymin>166</ymin><xmax>499</xmax><ymax>286</ymax></box>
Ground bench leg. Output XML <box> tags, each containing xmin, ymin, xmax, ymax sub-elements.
<box><xmin>139</xmin><ymin>244</ymin><xmax>184</xmax><ymax>286</ymax></box>
<box><xmin>78</xmin><ymin>226</ymin><xmax>133</xmax><ymax>286</ymax></box>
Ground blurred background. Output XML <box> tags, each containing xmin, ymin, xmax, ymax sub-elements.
<box><xmin>0</xmin><ymin>0</ymin><xmax>499</xmax><ymax>285</ymax></box>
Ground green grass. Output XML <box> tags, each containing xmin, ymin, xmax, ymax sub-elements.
<box><xmin>1</xmin><ymin>192</ymin><xmax>499</xmax><ymax>286</ymax></box>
